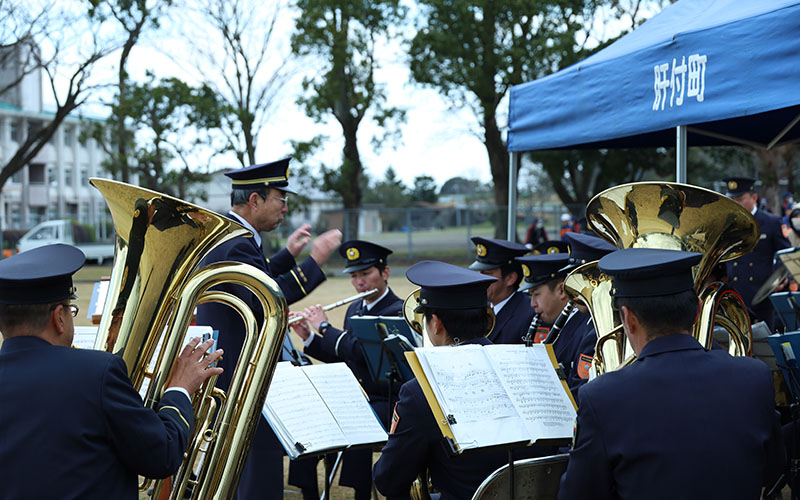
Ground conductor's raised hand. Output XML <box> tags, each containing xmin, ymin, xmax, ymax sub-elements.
<box><xmin>167</xmin><ymin>338</ymin><xmax>224</xmax><ymax>395</ymax></box>
<box><xmin>289</xmin><ymin>312</ymin><xmax>312</xmax><ymax>340</ymax></box>
<box><xmin>286</xmin><ymin>224</ymin><xmax>312</xmax><ymax>257</ymax></box>
<box><xmin>310</xmin><ymin>229</ymin><xmax>343</xmax><ymax>267</ymax></box>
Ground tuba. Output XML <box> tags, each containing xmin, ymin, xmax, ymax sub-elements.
<box><xmin>90</xmin><ymin>178</ymin><xmax>287</xmax><ymax>499</ymax></box>
<box><xmin>573</xmin><ymin>182</ymin><xmax>758</xmax><ymax>374</ymax></box>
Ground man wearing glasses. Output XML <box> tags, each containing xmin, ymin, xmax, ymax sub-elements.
<box><xmin>0</xmin><ymin>244</ymin><xmax>223</xmax><ymax>499</ymax></box>
<box><xmin>196</xmin><ymin>157</ymin><xmax>342</xmax><ymax>499</ymax></box>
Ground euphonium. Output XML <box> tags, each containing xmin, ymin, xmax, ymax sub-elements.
<box><xmin>578</xmin><ymin>182</ymin><xmax>758</xmax><ymax>373</ymax></box>
<box><xmin>90</xmin><ymin>178</ymin><xmax>287</xmax><ymax>500</ymax></box>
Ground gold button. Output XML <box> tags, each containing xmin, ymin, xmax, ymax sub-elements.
<box><xmin>749</xmin><ymin>262</ymin><xmax>753</xmax><ymax>267</ymax></box>
<box><xmin>733</xmin><ymin>262</ymin><xmax>738</xmax><ymax>267</ymax></box>
<box><xmin>749</xmin><ymin>277</ymin><xmax>753</xmax><ymax>281</ymax></box>
<box><xmin>733</xmin><ymin>277</ymin><xmax>738</xmax><ymax>281</ymax></box>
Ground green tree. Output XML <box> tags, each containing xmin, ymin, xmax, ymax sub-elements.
<box><xmin>411</xmin><ymin>175</ymin><xmax>438</xmax><ymax>203</ymax></box>
<box><xmin>409</xmin><ymin>0</ymin><xmax>594</xmax><ymax>238</ymax></box>
<box><xmin>291</xmin><ymin>0</ymin><xmax>406</xmax><ymax>241</ymax></box>
<box><xmin>96</xmin><ymin>73</ymin><xmax>229</xmax><ymax>199</ymax></box>
<box><xmin>364</xmin><ymin>167</ymin><xmax>410</xmax><ymax>231</ymax></box>
<box><xmin>87</xmin><ymin>0</ymin><xmax>173</xmax><ymax>183</ymax></box>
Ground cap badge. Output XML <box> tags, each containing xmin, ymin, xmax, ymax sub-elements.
<box><xmin>522</xmin><ymin>264</ymin><xmax>530</xmax><ymax>277</ymax></box>
<box><xmin>476</xmin><ymin>244</ymin><xmax>487</xmax><ymax>257</ymax></box>
<box><xmin>547</xmin><ymin>246</ymin><xmax>559</xmax><ymax>254</ymax></box>
<box><xmin>346</xmin><ymin>247</ymin><xmax>360</xmax><ymax>261</ymax></box>
<box><xmin>728</xmin><ymin>180</ymin><xmax>738</xmax><ymax>191</ymax></box>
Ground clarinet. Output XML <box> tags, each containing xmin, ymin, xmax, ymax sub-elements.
<box><xmin>543</xmin><ymin>301</ymin><xmax>576</xmax><ymax>345</ymax></box>
<box><xmin>523</xmin><ymin>313</ymin><xmax>542</xmax><ymax>346</ymax></box>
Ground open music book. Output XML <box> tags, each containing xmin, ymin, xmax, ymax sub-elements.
<box><xmin>406</xmin><ymin>343</ymin><xmax>577</xmax><ymax>454</ymax></box>
<box><xmin>262</xmin><ymin>362</ymin><xmax>388</xmax><ymax>459</ymax></box>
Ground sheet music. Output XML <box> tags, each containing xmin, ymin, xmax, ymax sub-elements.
<box><xmin>263</xmin><ymin>362</ymin><xmax>347</xmax><ymax>458</ymax></box>
<box><xmin>72</xmin><ymin>326</ymin><xmax>99</xmax><ymax>350</ymax></box>
<box><xmin>484</xmin><ymin>344</ymin><xmax>576</xmax><ymax>441</ymax></box>
<box><xmin>417</xmin><ymin>345</ymin><xmax>518</xmax><ymax>424</ymax></box>
<box><xmin>302</xmin><ymin>363</ymin><xmax>388</xmax><ymax>445</ymax></box>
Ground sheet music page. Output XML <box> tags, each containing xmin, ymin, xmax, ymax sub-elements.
<box><xmin>263</xmin><ymin>362</ymin><xmax>347</xmax><ymax>458</ymax></box>
<box><xmin>302</xmin><ymin>363</ymin><xmax>388</xmax><ymax>446</ymax></box>
<box><xmin>416</xmin><ymin>345</ymin><xmax>530</xmax><ymax>449</ymax></box>
<box><xmin>484</xmin><ymin>344</ymin><xmax>577</xmax><ymax>441</ymax></box>
<box><xmin>72</xmin><ymin>326</ymin><xmax>99</xmax><ymax>350</ymax></box>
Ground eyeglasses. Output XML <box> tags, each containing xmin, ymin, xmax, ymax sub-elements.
<box><xmin>267</xmin><ymin>194</ymin><xmax>288</xmax><ymax>207</ymax></box>
<box><xmin>50</xmin><ymin>303</ymin><xmax>80</xmax><ymax>318</ymax></box>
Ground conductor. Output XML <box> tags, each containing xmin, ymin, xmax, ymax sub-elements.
<box><xmin>0</xmin><ymin>244</ymin><xmax>222</xmax><ymax>500</ymax></box>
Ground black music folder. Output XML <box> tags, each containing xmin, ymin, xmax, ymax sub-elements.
<box><xmin>349</xmin><ymin>316</ymin><xmax>419</xmax><ymax>385</ymax></box>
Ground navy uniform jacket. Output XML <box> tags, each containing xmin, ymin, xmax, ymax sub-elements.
<box><xmin>304</xmin><ymin>288</ymin><xmax>404</xmax><ymax>404</ymax></box>
<box><xmin>195</xmin><ymin>225</ymin><xmax>326</xmax><ymax>499</ymax></box>
<box><xmin>726</xmin><ymin>208</ymin><xmax>790</xmax><ymax>326</ymax></box>
<box><xmin>373</xmin><ymin>336</ymin><xmax>512</xmax><ymax>500</ymax></box>
<box><xmin>0</xmin><ymin>336</ymin><xmax>193</xmax><ymax>500</ymax></box>
<box><xmin>558</xmin><ymin>334</ymin><xmax>784</xmax><ymax>500</ymax></box>
<box><xmin>551</xmin><ymin>310</ymin><xmax>596</xmax><ymax>398</ymax></box>
<box><xmin>489</xmin><ymin>291</ymin><xmax>535</xmax><ymax>345</ymax></box>
<box><xmin>196</xmin><ymin>231</ymin><xmax>325</xmax><ymax>392</ymax></box>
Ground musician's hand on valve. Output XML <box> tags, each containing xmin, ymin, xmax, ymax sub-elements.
<box><xmin>167</xmin><ymin>338</ymin><xmax>224</xmax><ymax>394</ymax></box>
<box><xmin>286</xmin><ymin>224</ymin><xmax>312</xmax><ymax>257</ymax></box>
<box><xmin>289</xmin><ymin>312</ymin><xmax>312</xmax><ymax>340</ymax></box>
<box><xmin>310</xmin><ymin>229</ymin><xmax>343</xmax><ymax>266</ymax></box>
<box><xmin>303</xmin><ymin>305</ymin><xmax>328</xmax><ymax>331</ymax></box>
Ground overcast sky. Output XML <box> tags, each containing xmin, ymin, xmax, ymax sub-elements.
<box><xmin>68</xmin><ymin>0</ymin><xmax>497</xmax><ymax>190</ymax></box>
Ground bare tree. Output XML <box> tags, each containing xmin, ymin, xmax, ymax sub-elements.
<box><xmin>0</xmin><ymin>1</ymin><xmax>113</xmax><ymax>192</ymax></box>
<box><xmin>189</xmin><ymin>0</ymin><xmax>293</xmax><ymax>167</ymax></box>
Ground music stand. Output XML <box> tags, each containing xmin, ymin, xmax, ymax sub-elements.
<box><xmin>767</xmin><ymin>331</ymin><xmax>800</xmax><ymax>498</ymax></box>
<box><xmin>770</xmin><ymin>292</ymin><xmax>800</xmax><ymax>332</ymax></box>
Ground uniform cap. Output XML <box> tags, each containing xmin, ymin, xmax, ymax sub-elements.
<box><xmin>339</xmin><ymin>240</ymin><xmax>392</xmax><ymax>273</ymax></box>
<box><xmin>563</xmin><ymin>232</ymin><xmax>618</xmax><ymax>269</ymax></box>
<box><xmin>516</xmin><ymin>253</ymin><xmax>571</xmax><ymax>292</ymax></box>
<box><xmin>533</xmin><ymin>240</ymin><xmax>570</xmax><ymax>255</ymax></box>
<box><xmin>224</xmin><ymin>157</ymin><xmax>296</xmax><ymax>194</ymax></box>
<box><xmin>406</xmin><ymin>261</ymin><xmax>496</xmax><ymax>311</ymax></box>
<box><xmin>0</xmin><ymin>244</ymin><xmax>85</xmax><ymax>304</ymax></box>
<box><xmin>468</xmin><ymin>237</ymin><xmax>529</xmax><ymax>271</ymax></box>
<box><xmin>598</xmin><ymin>248</ymin><xmax>702</xmax><ymax>298</ymax></box>
<box><xmin>723</xmin><ymin>177</ymin><xmax>756</xmax><ymax>197</ymax></box>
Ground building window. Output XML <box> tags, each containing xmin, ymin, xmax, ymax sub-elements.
<box><xmin>64</xmin><ymin>164</ymin><xmax>73</xmax><ymax>186</ymax></box>
<box><xmin>28</xmin><ymin>163</ymin><xmax>45</xmax><ymax>184</ymax></box>
<box><xmin>10</xmin><ymin>122</ymin><xmax>18</xmax><ymax>142</ymax></box>
<box><xmin>10</xmin><ymin>170</ymin><xmax>21</xmax><ymax>184</ymax></box>
<box><xmin>47</xmin><ymin>204</ymin><xmax>58</xmax><ymax>219</ymax></box>
<box><xmin>47</xmin><ymin>165</ymin><xmax>57</xmax><ymax>186</ymax></box>
<box><xmin>28</xmin><ymin>121</ymin><xmax>42</xmax><ymax>139</ymax></box>
<box><xmin>63</xmin><ymin>126</ymin><xmax>74</xmax><ymax>148</ymax></box>
<box><xmin>79</xmin><ymin>165</ymin><xmax>88</xmax><ymax>186</ymax></box>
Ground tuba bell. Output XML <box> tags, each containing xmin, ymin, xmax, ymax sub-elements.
<box><xmin>90</xmin><ymin>178</ymin><xmax>287</xmax><ymax>499</ymax></box>
<box><xmin>575</xmin><ymin>182</ymin><xmax>758</xmax><ymax>374</ymax></box>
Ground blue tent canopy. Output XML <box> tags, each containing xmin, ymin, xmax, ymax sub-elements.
<box><xmin>507</xmin><ymin>0</ymin><xmax>800</xmax><ymax>152</ymax></box>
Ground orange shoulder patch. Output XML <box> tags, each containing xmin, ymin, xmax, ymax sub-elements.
<box><xmin>577</xmin><ymin>354</ymin><xmax>593</xmax><ymax>380</ymax></box>
<box><xmin>534</xmin><ymin>326</ymin><xmax>549</xmax><ymax>344</ymax></box>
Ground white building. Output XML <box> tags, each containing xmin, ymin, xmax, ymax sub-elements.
<box><xmin>0</xmin><ymin>44</ymin><xmax>109</xmax><ymax>231</ymax></box>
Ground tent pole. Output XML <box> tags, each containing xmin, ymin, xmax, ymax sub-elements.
<box><xmin>508</xmin><ymin>152</ymin><xmax>519</xmax><ymax>241</ymax></box>
<box><xmin>676</xmin><ymin>126</ymin><xmax>687</xmax><ymax>183</ymax></box>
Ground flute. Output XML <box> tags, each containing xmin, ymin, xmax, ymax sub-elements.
<box><xmin>286</xmin><ymin>288</ymin><xmax>379</xmax><ymax>325</ymax></box>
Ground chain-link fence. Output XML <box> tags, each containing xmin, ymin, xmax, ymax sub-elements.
<box><xmin>294</xmin><ymin>203</ymin><xmax>575</xmax><ymax>266</ymax></box>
